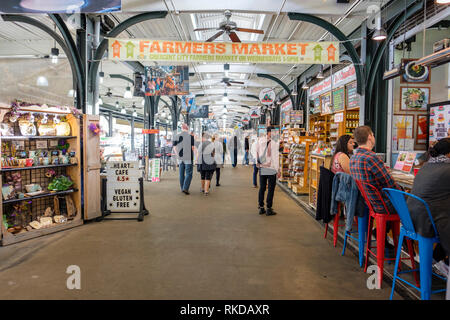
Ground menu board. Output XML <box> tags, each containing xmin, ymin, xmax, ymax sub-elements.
<box><xmin>320</xmin><ymin>92</ymin><xmax>332</xmax><ymax>114</ymax></box>
<box><xmin>332</xmin><ymin>87</ymin><xmax>345</xmax><ymax>112</ymax></box>
<box><xmin>313</xmin><ymin>96</ymin><xmax>321</xmax><ymax>114</ymax></box>
<box><xmin>428</xmin><ymin>101</ymin><xmax>450</xmax><ymax>144</ymax></box>
<box><xmin>107</xmin><ymin>161</ymin><xmax>141</xmax><ymax>212</ymax></box>
<box><xmin>290</xmin><ymin>110</ymin><xmax>303</xmax><ymax>124</ymax></box>
<box><xmin>394</xmin><ymin>152</ymin><xmax>417</xmax><ymax>173</ymax></box>
<box><xmin>346</xmin><ymin>81</ymin><xmax>359</xmax><ymax>110</ymax></box>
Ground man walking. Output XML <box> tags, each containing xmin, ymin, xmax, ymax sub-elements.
<box><xmin>173</xmin><ymin>123</ymin><xmax>195</xmax><ymax>195</ymax></box>
<box><xmin>243</xmin><ymin>135</ymin><xmax>250</xmax><ymax>166</ymax></box>
<box><xmin>231</xmin><ymin>134</ymin><xmax>238</xmax><ymax>168</ymax></box>
<box><xmin>256</xmin><ymin>126</ymin><xmax>280</xmax><ymax>216</ymax></box>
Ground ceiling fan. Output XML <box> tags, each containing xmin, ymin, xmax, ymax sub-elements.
<box><xmin>194</xmin><ymin>10</ymin><xmax>264</xmax><ymax>43</ymax></box>
<box><xmin>102</xmin><ymin>88</ymin><xmax>122</xmax><ymax>99</ymax></box>
<box><xmin>219</xmin><ymin>77</ymin><xmax>245</xmax><ymax>87</ymax></box>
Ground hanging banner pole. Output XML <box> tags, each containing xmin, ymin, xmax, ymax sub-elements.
<box><xmin>108</xmin><ymin>39</ymin><xmax>340</xmax><ymax>65</ymax></box>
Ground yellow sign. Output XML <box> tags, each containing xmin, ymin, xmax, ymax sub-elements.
<box><xmin>108</xmin><ymin>39</ymin><xmax>339</xmax><ymax>64</ymax></box>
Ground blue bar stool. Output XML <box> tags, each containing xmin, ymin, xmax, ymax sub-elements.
<box><xmin>341</xmin><ymin>207</ymin><xmax>369</xmax><ymax>267</ymax></box>
<box><xmin>384</xmin><ymin>188</ymin><xmax>447</xmax><ymax>300</ymax></box>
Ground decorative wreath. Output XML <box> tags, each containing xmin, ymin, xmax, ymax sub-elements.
<box><xmin>89</xmin><ymin>123</ymin><xmax>100</xmax><ymax>135</ymax></box>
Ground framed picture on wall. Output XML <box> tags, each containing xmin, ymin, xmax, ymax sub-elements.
<box><xmin>393</xmin><ymin>115</ymin><xmax>414</xmax><ymax>151</ymax></box>
<box><xmin>416</xmin><ymin>115</ymin><xmax>428</xmax><ymax>145</ymax></box>
<box><xmin>400</xmin><ymin>58</ymin><xmax>431</xmax><ymax>84</ymax></box>
<box><xmin>400</xmin><ymin>87</ymin><xmax>430</xmax><ymax>112</ymax></box>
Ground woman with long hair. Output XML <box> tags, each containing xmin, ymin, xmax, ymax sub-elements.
<box><xmin>331</xmin><ymin>134</ymin><xmax>355</xmax><ymax>174</ymax></box>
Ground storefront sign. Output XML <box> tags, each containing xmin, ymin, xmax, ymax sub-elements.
<box><xmin>281</xmin><ymin>100</ymin><xmax>292</xmax><ymax>112</ymax></box>
<box><xmin>108</xmin><ymin>39</ymin><xmax>340</xmax><ymax>65</ymax></box>
<box><xmin>142</xmin><ymin>129</ymin><xmax>160</xmax><ymax>134</ymax></box>
<box><xmin>309</xmin><ymin>65</ymin><xmax>356</xmax><ymax>98</ymax></box>
<box><xmin>429</xmin><ymin>102</ymin><xmax>450</xmax><ymax>143</ymax></box>
<box><xmin>106</xmin><ymin>161</ymin><xmax>141</xmax><ymax>212</ymax></box>
<box><xmin>259</xmin><ymin>88</ymin><xmax>276</xmax><ymax>105</ymax></box>
<box><xmin>250</xmin><ymin>106</ymin><xmax>261</xmax><ymax>119</ymax></box>
<box><xmin>334</xmin><ymin>112</ymin><xmax>344</xmax><ymax>123</ymax></box>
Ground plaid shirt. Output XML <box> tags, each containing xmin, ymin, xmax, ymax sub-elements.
<box><xmin>350</xmin><ymin>147</ymin><xmax>400</xmax><ymax>213</ymax></box>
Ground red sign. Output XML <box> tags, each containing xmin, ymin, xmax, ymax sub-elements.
<box><xmin>142</xmin><ymin>129</ymin><xmax>160</xmax><ymax>134</ymax></box>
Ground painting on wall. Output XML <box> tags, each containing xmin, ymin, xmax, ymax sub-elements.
<box><xmin>400</xmin><ymin>59</ymin><xmax>431</xmax><ymax>84</ymax></box>
<box><xmin>393</xmin><ymin>115</ymin><xmax>414</xmax><ymax>151</ymax></box>
<box><xmin>416</xmin><ymin>115</ymin><xmax>428</xmax><ymax>145</ymax></box>
<box><xmin>400</xmin><ymin>87</ymin><xmax>430</xmax><ymax>112</ymax></box>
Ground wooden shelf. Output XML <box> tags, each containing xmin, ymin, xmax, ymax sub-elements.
<box><xmin>1</xmin><ymin>219</ymin><xmax>83</xmax><ymax>246</ymax></box>
<box><xmin>3</xmin><ymin>189</ymin><xmax>78</xmax><ymax>205</ymax></box>
<box><xmin>0</xmin><ymin>135</ymin><xmax>76</xmax><ymax>140</ymax></box>
<box><xmin>1</xmin><ymin>163</ymin><xmax>77</xmax><ymax>173</ymax></box>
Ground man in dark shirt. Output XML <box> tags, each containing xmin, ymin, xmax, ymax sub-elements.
<box><xmin>173</xmin><ymin>123</ymin><xmax>195</xmax><ymax>195</ymax></box>
<box><xmin>244</xmin><ymin>136</ymin><xmax>250</xmax><ymax>166</ymax></box>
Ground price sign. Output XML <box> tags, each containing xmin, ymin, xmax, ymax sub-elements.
<box><xmin>334</xmin><ymin>112</ymin><xmax>344</xmax><ymax>123</ymax></box>
<box><xmin>148</xmin><ymin>158</ymin><xmax>161</xmax><ymax>182</ymax></box>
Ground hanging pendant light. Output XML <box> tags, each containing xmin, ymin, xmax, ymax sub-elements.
<box><xmin>36</xmin><ymin>76</ymin><xmax>48</xmax><ymax>87</ymax></box>
<box><xmin>67</xmin><ymin>89</ymin><xmax>76</xmax><ymax>97</ymax></box>
<box><xmin>98</xmin><ymin>96</ymin><xmax>103</xmax><ymax>105</ymax></box>
<box><xmin>51</xmin><ymin>47</ymin><xmax>59</xmax><ymax>64</ymax></box>
<box><xmin>372</xmin><ymin>28</ymin><xmax>387</xmax><ymax>41</ymax></box>
<box><xmin>124</xmin><ymin>87</ymin><xmax>132</xmax><ymax>99</ymax></box>
<box><xmin>316</xmin><ymin>65</ymin><xmax>324</xmax><ymax>79</ymax></box>
<box><xmin>302</xmin><ymin>81</ymin><xmax>309</xmax><ymax>89</ymax></box>
<box><xmin>99</xmin><ymin>71</ymin><xmax>104</xmax><ymax>84</ymax></box>
<box><xmin>121</xmin><ymin>106</ymin><xmax>126</xmax><ymax>114</ymax></box>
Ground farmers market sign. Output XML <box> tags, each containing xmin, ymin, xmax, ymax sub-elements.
<box><xmin>108</xmin><ymin>39</ymin><xmax>340</xmax><ymax>64</ymax></box>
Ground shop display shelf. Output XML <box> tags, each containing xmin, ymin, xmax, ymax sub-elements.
<box><xmin>1</xmin><ymin>163</ymin><xmax>77</xmax><ymax>173</ymax></box>
<box><xmin>3</xmin><ymin>188</ymin><xmax>78</xmax><ymax>204</ymax></box>
<box><xmin>1</xmin><ymin>135</ymin><xmax>77</xmax><ymax>140</ymax></box>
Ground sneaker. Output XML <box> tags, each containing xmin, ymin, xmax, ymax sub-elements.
<box><xmin>182</xmin><ymin>190</ymin><xmax>190</xmax><ymax>195</ymax></box>
<box><xmin>204</xmin><ymin>192</ymin><xmax>209</xmax><ymax>196</ymax></box>
<box><xmin>253</xmin><ymin>185</ymin><xmax>258</xmax><ymax>188</ymax></box>
<box><xmin>266</xmin><ymin>208</ymin><xmax>277</xmax><ymax>216</ymax></box>
<box><xmin>216</xmin><ymin>183</ymin><xmax>221</xmax><ymax>187</ymax></box>
<box><xmin>258</xmin><ymin>207</ymin><xmax>266</xmax><ymax>215</ymax></box>
<box><xmin>433</xmin><ymin>261</ymin><xmax>449</xmax><ymax>277</ymax></box>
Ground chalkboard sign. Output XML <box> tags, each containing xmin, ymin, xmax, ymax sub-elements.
<box><xmin>346</xmin><ymin>81</ymin><xmax>359</xmax><ymax>110</ymax></box>
<box><xmin>313</xmin><ymin>96</ymin><xmax>321</xmax><ymax>114</ymax></box>
<box><xmin>332</xmin><ymin>87</ymin><xmax>345</xmax><ymax>112</ymax></box>
<box><xmin>321</xmin><ymin>92</ymin><xmax>332</xmax><ymax>115</ymax></box>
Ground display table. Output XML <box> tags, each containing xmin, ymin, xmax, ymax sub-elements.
<box><xmin>388</xmin><ymin>169</ymin><xmax>415</xmax><ymax>190</ymax></box>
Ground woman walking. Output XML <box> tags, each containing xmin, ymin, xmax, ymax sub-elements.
<box><xmin>197</xmin><ymin>133</ymin><xmax>216</xmax><ymax>196</ymax></box>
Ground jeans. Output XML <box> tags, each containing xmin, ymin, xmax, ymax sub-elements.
<box><xmin>232</xmin><ymin>150</ymin><xmax>237</xmax><ymax>167</ymax></box>
<box><xmin>215</xmin><ymin>167</ymin><xmax>221</xmax><ymax>185</ymax></box>
<box><xmin>179</xmin><ymin>161</ymin><xmax>193</xmax><ymax>191</ymax></box>
<box><xmin>258</xmin><ymin>173</ymin><xmax>276</xmax><ymax>209</ymax></box>
<box><xmin>243</xmin><ymin>151</ymin><xmax>249</xmax><ymax>165</ymax></box>
<box><xmin>253</xmin><ymin>164</ymin><xmax>259</xmax><ymax>186</ymax></box>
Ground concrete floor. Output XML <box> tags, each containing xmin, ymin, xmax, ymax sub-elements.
<box><xmin>0</xmin><ymin>166</ymin><xmax>401</xmax><ymax>299</ymax></box>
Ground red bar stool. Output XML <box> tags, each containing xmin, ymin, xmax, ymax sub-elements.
<box><xmin>324</xmin><ymin>203</ymin><xmax>349</xmax><ymax>247</ymax></box>
<box><xmin>355</xmin><ymin>180</ymin><xmax>418</xmax><ymax>289</ymax></box>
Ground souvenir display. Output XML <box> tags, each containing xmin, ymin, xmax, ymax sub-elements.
<box><xmin>18</xmin><ymin>118</ymin><xmax>36</xmax><ymax>136</ymax></box>
<box><xmin>55</xmin><ymin>121</ymin><xmax>71</xmax><ymax>136</ymax></box>
<box><xmin>0</xmin><ymin>123</ymin><xmax>14</xmax><ymax>136</ymax></box>
<box><xmin>37</xmin><ymin>121</ymin><xmax>57</xmax><ymax>136</ymax></box>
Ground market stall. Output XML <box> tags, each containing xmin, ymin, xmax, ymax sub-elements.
<box><xmin>0</xmin><ymin>101</ymin><xmax>82</xmax><ymax>245</ymax></box>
